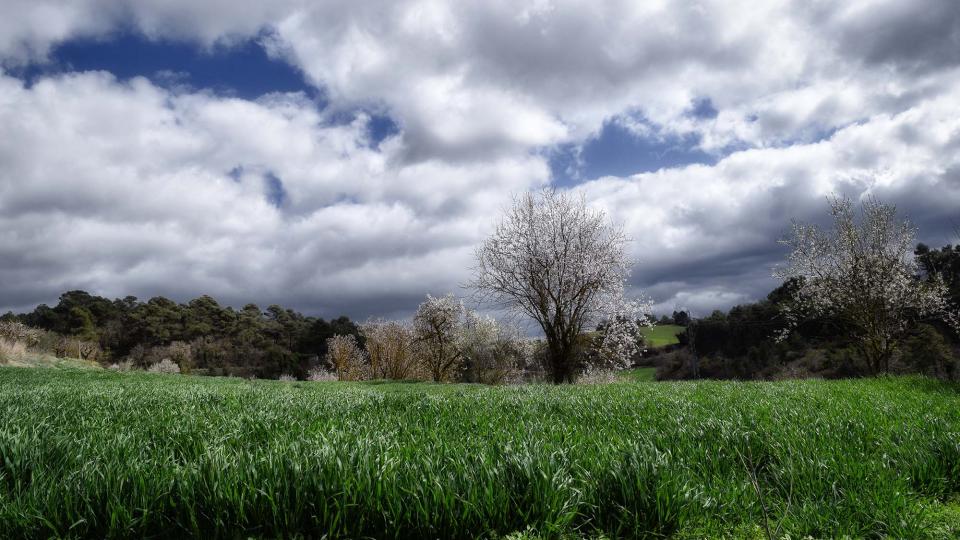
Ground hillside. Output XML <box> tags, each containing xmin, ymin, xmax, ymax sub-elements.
<box><xmin>640</xmin><ymin>324</ymin><xmax>684</xmax><ymax>347</ymax></box>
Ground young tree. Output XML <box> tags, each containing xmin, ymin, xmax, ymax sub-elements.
<box><xmin>325</xmin><ymin>334</ymin><xmax>366</xmax><ymax>381</ymax></box>
<box><xmin>362</xmin><ymin>319</ymin><xmax>418</xmax><ymax>380</ymax></box>
<box><xmin>776</xmin><ymin>196</ymin><xmax>956</xmax><ymax>374</ymax></box>
<box><xmin>471</xmin><ymin>189</ymin><xmax>647</xmax><ymax>383</ymax></box>
<box><xmin>460</xmin><ymin>311</ymin><xmax>529</xmax><ymax>384</ymax></box>
<box><xmin>413</xmin><ymin>294</ymin><xmax>467</xmax><ymax>382</ymax></box>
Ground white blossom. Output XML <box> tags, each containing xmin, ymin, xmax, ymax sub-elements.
<box><xmin>325</xmin><ymin>334</ymin><xmax>367</xmax><ymax>381</ymax></box>
<box><xmin>775</xmin><ymin>196</ymin><xmax>957</xmax><ymax>374</ymax></box>
<box><xmin>413</xmin><ymin>294</ymin><xmax>467</xmax><ymax>382</ymax></box>
<box><xmin>471</xmin><ymin>189</ymin><xmax>648</xmax><ymax>383</ymax></box>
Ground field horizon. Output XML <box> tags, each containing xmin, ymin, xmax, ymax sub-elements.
<box><xmin>1</xmin><ymin>365</ymin><xmax>958</xmax><ymax>538</ymax></box>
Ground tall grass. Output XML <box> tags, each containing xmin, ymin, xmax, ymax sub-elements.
<box><xmin>0</xmin><ymin>368</ymin><xmax>957</xmax><ymax>538</ymax></box>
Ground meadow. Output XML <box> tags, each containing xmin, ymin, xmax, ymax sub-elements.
<box><xmin>0</xmin><ymin>367</ymin><xmax>959</xmax><ymax>539</ymax></box>
<box><xmin>639</xmin><ymin>325</ymin><xmax>684</xmax><ymax>348</ymax></box>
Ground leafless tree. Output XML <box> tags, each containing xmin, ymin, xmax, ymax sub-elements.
<box><xmin>471</xmin><ymin>189</ymin><xmax>645</xmax><ymax>383</ymax></box>
<box><xmin>776</xmin><ymin>195</ymin><xmax>957</xmax><ymax>374</ymax></box>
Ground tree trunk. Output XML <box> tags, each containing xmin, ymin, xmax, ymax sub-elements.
<box><xmin>547</xmin><ymin>341</ymin><xmax>575</xmax><ymax>384</ymax></box>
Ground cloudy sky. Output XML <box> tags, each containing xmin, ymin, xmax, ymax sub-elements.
<box><xmin>1</xmin><ymin>0</ymin><xmax>959</xmax><ymax>320</ymax></box>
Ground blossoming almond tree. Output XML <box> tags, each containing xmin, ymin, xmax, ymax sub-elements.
<box><xmin>413</xmin><ymin>294</ymin><xmax>468</xmax><ymax>382</ymax></box>
<box><xmin>362</xmin><ymin>319</ymin><xmax>418</xmax><ymax>380</ymax></box>
<box><xmin>325</xmin><ymin>334</ymin><xmax>366</xmax><ymax>381</ymax></box>
<box><xmin>471</xmin><ymin>189</ymin><xmax>650</xmax><ymax>383</ymax></box>
<box><xmin>776</xmin><ymin>196</ymin><xmax>957</xmax><ymax>375</ymax></box>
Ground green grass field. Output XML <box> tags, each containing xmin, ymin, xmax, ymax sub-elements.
<box><xmin>0</xmin><ymin>368</ymin><xmax>958</xmax><ymax>538</ymax></box>
<box><xmin>641</xmin><ymin>324</ymin><xmax>684</xmax><ymax>347</ymax></box>
<box><xmin>619</xmin><ymin>366</ymin><xmax>656</xmax><ymax>382</ymax></box>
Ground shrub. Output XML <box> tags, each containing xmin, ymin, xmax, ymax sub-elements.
<box><xmin>307</xmin><ymin>366</ymin><xmax>337</xmax><ymax>381</ymax></box>
<box><xmin>278</xmin><ymin>374</ymin><xmax>297</xmax><ymax>382</ymax></box>
<box><xmin>144</xmin><ymin>342</ymin><xmax>193</xmax><ymax>373</ymax></box>
<box><xmin>325</xmin><ymin>334</ymin><xmax>367</xmax><ymax>381</ymax></box>
<box><xmin>576</xmin><ymin>364</ymin><xmax>619</xmax><ymax>384</ymax></box>
<box><xmin>362</xmin><ymin>320</ymin><xmax>420</xmax><ymax>380</ymax></box>
<box><xmin>147</xmin><ymin>359</ymin><xmax>180</xmax><ymax>374</ymax></box>
<box><xmin>54</xmin><ymin>337</ymin><xmax>102</xmax><ymax>361</ymax></box>
<box><xmin>0</xmin><ymin>321</ymin><xmax>43</xmax><ymax>347</ymax></box>
<box><xmin>903</xmin><ymin>324</ymin><xmax>957</xmax><ymax>380</ymax></box>
<box><xmin>0</xmin><ymin>338</ymin><xmax>27</xmax><ymax>363</ymax></box>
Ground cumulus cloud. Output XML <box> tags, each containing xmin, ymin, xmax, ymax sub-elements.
<box><xmin>578</xmin><ymin>87</ymin><xmax>960</xmax><ymax>315</ymax></box>
<box><xmin>0</xmin><ymin>71</ymin><xmax>547</xmax><ymax>317</ymax></box>
<box><xmin>0</xmin><ymin>0</ymin><xmax>959</xmax><ymax>319</ymax></box>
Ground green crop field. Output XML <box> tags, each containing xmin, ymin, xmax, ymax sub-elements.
<box><xmin>640</xmin><ymin>324</ymin><xmax>684</xmax><ymax>347</ymax></box>
<box><xmin>0</xmin><ymin>368</ymin><xmax>959</xmax><ymax>539</ymax></box>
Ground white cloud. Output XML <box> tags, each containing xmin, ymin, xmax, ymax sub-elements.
<box><xmin>0</xmin><ymin>71</ymin><xmax>547</xmax><ymax>316</ymax></box>
<box><xmin>577</xmin><ymin>86</ymin><xmax>960</xmax><ymax>313</ymax></box>
<box><xmin>0</xmin><ymin>0</ymin><xmax>959</xmax><ymax>317</ymax></box>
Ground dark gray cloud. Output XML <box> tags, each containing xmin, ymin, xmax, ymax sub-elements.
<box><xmin>826</xmin><ymin>0</ymin><xmax>960</xmax><ymax>74</ymax></box>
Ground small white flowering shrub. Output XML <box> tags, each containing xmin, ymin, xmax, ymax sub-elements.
<box><xmin>147</xmin><ymin>358</ymin><xmax>180</xmax><ymax>374</ymax></box>
<box><xmin>576</xmin><ymin>364</ymin><xmax>620</xmax><ymax>384</ymax></box>
<box><xmin>307</xmin><ymin>366</ymin><xmax>337</xmax><ymax>381</ymax></box>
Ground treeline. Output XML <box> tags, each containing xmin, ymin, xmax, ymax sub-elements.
<box><xmin>656</xmin><ymin>244</ymin><xmax>960</xmax><ymax>381</ymax></box>
<box><xmin>1</xmin><ymin>291</ymin><xmax>361</xmax><ymax>379</ymax></box>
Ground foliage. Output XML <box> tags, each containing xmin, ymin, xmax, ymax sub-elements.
<box><xmin>0</xmin><ymin>369</ymin><xmax>958</xmax><ymax>538</ymax></box>
<box><xmin>11</xmin><ymin>290</ymin><xmax>362</xmax><ymax>378</ymax></box>
<box><xmin>471</xmin><ymin>189</ymin><xmax>647</xmax><ymax>383</ymax></box>
<box><xmin>776</xmin><ymin>196</ymin><xmax>956</xmax><ymax>374</ymax></box>
<box><xmin>904</xmin><ymin>324</ymin><xmax>957</xmax><ymax>380</ymax></box>
<box><xmin>916</xmin><ymin>243</ymin><xmax>960</xmax><ymax>308</ymax></box>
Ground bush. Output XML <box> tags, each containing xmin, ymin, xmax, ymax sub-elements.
<box><xmin>144</xmin><ymin>342</ymin><xmax>193</xmax><ymax>373</ymax></box>
<box><xmin>278</xmin><ymin>374</ymin><xmax>297</xmax><ymax>382</ymax></box>
<box><xmin>307</xmin><ymin>366</ymin><xmax>337</xmax><ymax>381</ymax></box>
<box><xmin>0</xmin><ymin>321</ymin><xmax>43</xmax><ymax>347</ymax></box>
<box><xmin>576</xmin><ymin>365</ymin><xmax>619</xmax><ymax>384</ymax></box>
<box><xmin>903</xmin><ymin>324</ymin><xmax>958</xmax><ymax>380</ymax></box>
<box><xmin>325</xmin><ymin>334</ymin><xmax>367</xmax><ymax>381</ymax></box>
<box><xmin>147</xmin><ymin>359</ymin><xmax>180</xmax><ymax>374</ymax></box>
<box><xmin>0</xmin><ymin>339</ymin><xmax>27</xmax><ymax>363</ymax></box>
<box><xmin>54</xmin><ymin>337</ymin><xmax>102</xmax><ymax>361</ymax></box>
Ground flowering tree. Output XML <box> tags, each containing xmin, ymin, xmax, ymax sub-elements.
<box><xmin>460</xmin><ymin>310</ymin><xmax>530</xmax><ymax>384</ymax></box>
<box><xmin>362</xmin><ymin>319</ymin><xmax>418</xmax><ymax>380</ymax></box>
<box><xmin>325</xmin><ymin>334</ymin><xmax>366</xmax><ymax>381</ymax></box>
<box><xmin>592</xmin><ymin>308</ymin><xmax>648</xmax><ymax>370</ymax></box>
<box><xmin>413</xmin><ymin>294</ymin><xmax>467</xmax><ymax>382</ymax></box>
<box><xmin>471</xmin><ymin>189</ymin><xmax>649</xmax><ymax>383</ymax></box>
<box><xmin>775</xmin><ymin>196</ymin><xmax>957</xmax><ymax>374</ymax></box>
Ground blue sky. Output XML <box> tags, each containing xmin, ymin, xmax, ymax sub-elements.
<box><xmin>1</xmin><ymin>1</ymin><xmax>959</xmax><ymax>320</ymax></box>
<box><xmin>26</xmin><ymin>32</ymin><xmax>715</xmax><ymax>182</ymax></box>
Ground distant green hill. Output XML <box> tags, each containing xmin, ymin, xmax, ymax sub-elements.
<box><xmin>640</xmin><ymin>324</ymin><xmax>684</xmax><ymax>348</ymax></box>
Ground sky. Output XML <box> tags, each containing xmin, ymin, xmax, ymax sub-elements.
<box><xmin>1</xmin><ymin>0</ymin><xmax>959</xmax><ymax>321</ymax></box>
